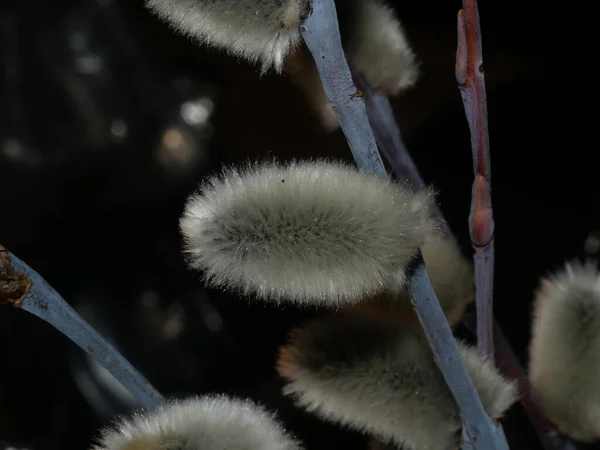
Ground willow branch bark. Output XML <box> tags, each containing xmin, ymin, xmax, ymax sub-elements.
<box><xmin>0</xmin><ymin>245</ymin><xmax>164</xmax><ymax>409</ymax></box>
<box><xmin>300</xmin><ymin>0</ymin><xmax>386</xmax><ymax>176</ymax></box>
<box><xmin>455</xmin><ymin>0</ymin><xmax>495</xmax><ymax>363</ymax></box>
<box><xmin>493</xmin><ymin>324</ymin><xmax>573</xmax><ymax>450</ymax></box>
<box><xmin>408</xmin><ymin>256</ymin><xmax>508</xmax><ymax>450</ymax></box>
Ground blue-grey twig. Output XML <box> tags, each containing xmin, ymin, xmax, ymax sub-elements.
<box><xmin>408</xmin><ymin>256</ymin><xmax>509</xmax><ymax>450</ymax></box>
<box><xmin>0</xmin><ymin>245</ymin><xmax>164</xmax><ymax>409</ymax></box>
<box><xmin>300</xmin><ymin>0</ymin><xmax>386</xmax><ymax>176</ymax></box>
<box><xmin>352</xmin><ymin>71</ymin><xmax>423</xmax><ymax>190</ymax></box>
<box><xmin>356</xmin><ymin>58</ymin><xmax>570</xmax><ymax>450</ymax></box>
<box><xmin>278</xmin><ymin>313</ymin><xmax>516</xmax><ymax>450</ymax></box>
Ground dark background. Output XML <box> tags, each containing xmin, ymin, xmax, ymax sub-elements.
<box><xmin>0</xmin><ymin>0</ymin><xmax>594</xmax><ymax>449</ymax></box>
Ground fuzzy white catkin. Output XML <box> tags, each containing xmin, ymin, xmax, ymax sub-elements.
<box><xmin>529</xmin><ymin>261</ymin><xmax>600</xmax><ymax>442</ymax></box>
<box><xmin>91</xmin><ymin>395</ymin><xmax>301</xmax><ymax>450</ymax></box>
<box><xmin>144</xmin><ymin>0</ymin><xmax>310</xmax><ymax>72</ymax></box>
<box><xmin>180</xmin><ymin>160</ymin><xmax>437</xmax><ymax>306</ymax></box>
<box><xmin>338</xmin><ymin>0</ymin><xmax>419</xmax><ymax>96</ymax></box>
<box><xmin>277</xmin><ymin>316</ymin><xmax>517</xmax><ymax>450</ymax></box>
<box><xmin>289</xmin><ymin>0</ymin><xmax>419</xmax><ymax>131</ymax></box>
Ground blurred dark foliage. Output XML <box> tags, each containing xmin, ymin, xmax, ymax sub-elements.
<box><xmin>0</xmin><ymin>0</ymin><xmax>595</xmax><ymax>449</ymax></box>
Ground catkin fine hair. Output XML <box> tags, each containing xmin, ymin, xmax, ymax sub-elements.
<box><xmin>180</xmin><ymin>160</ymin><xmax>437</xmax><ymax>306</ymax></box>
<box><xmin>92</xmin><ymin>395</ymin><xmax>301</xmax><ymax>450</ymax></box>
<box><xmin>342</xmin><ymin>233</ymin><xmax>474</xmax><ymax>327</ymax></box>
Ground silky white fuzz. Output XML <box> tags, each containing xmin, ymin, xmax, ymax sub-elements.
<box><xmin>144</xmin><ymin>0</ymin><xmax>310</xmax><ymax>73</ymax></box>
<box><xmin>180</xmin><ymin>160</ymin><xmax>437</xmax><ymax>306</ymax></box>
<box><xmin>91</xmin><ymin>395</ymin><xmax>300</xmax><ymax>450</ymax></box>
<box><xmin>277</xmin><ymin>316</ymin><xmax>517</xmax><ymax>450</ymax></box>
<box><xmin>339</xmin><ymin>0</ymin><xmax>419</xmax><ymax>96</ymax></box>
<box><xmin>529</xmin><ymin>260</ymin><xmax>600</xmax><ymax>442</ymax></box>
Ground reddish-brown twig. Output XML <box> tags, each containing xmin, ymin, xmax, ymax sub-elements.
<box><xmin>455</xmin><ymin>7</ymin><xmax>578</xmax><ymax>447</ymax></box>
<box><xmin>455</xmin><ymin>0</ymin><xmax>495</xmax><ymax>362</ymax></box>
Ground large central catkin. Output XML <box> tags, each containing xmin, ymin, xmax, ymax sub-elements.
<box><xmin>180</xmin><ymin>160</ymin><xmax>436</xmax><ymax>305</ymax></box>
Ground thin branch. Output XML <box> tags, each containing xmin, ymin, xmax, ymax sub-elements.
<box><xmin>351</xmin><ymin>71</ymin><xmax>423</xmax><ymax>189</ymax></box>
<box><xmin>352</xmin><ymin>70</ymin><xmax>449</xmax><ymax>233</ymax></box>
<box><xmin>300</xmin><ymin>0</ymin><xmax>386</xmax><ymax>176</ymax></box>
<box><xmin>408</xmin><ymin>256</ymin><xmax>509</xmax><ymax>450</ymax></box>
<box><xmin>455</xmin><ymin>0</ymin><xmax>495</xmax><ymax>362</ymax></box>
<box><xmin>300</xmin><ymin>4</ymin><xmax>507</xmax><ymax>444</ymax></box>
<box><xmin>0</xmin><ymin>245</ymin><xmax>164</xmax><ymax>409</ymax></box>
<box><xmin>462</xmin><ymin>311</ymin><xmax>580</xmax><ymax>450</ymax></box>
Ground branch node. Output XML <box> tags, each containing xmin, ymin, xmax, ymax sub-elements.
<box><xmin>0</xmin><ymin>246</ymin><xmax>30</xmax><ymax>307</ymax></box>
<box><xmin>469</xmin><ymin>175</ymin><xmax>494</xmax><ymax>247</ymax></box>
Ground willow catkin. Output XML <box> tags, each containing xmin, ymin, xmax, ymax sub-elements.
<box><xmin>277</xmin><ymin>315</ymin><xmax>517</xmax><ymax>450</ymax></box>
<box><xmin>338</xmin><ymin>0</ymin><xmax>419</xmax><ymax>96</ymax></box>
<box><xmin>144</xmin><ymin>0</ymin><xmax>311</xmax><ymax>72</ymax></box>
<box><xmin>92</xmin><ymin>395</ymin><xmax>301</xmax><ymax>450</ymax></box>
<box><xmin>180</xmin><ymin>160</ymin><xmax>437</xmax><ymax>306</ymax></box>
<box><xmin>529</xmin><ymin>260</ymin><xmax>600</xmax><ymax>442</ymax></box>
